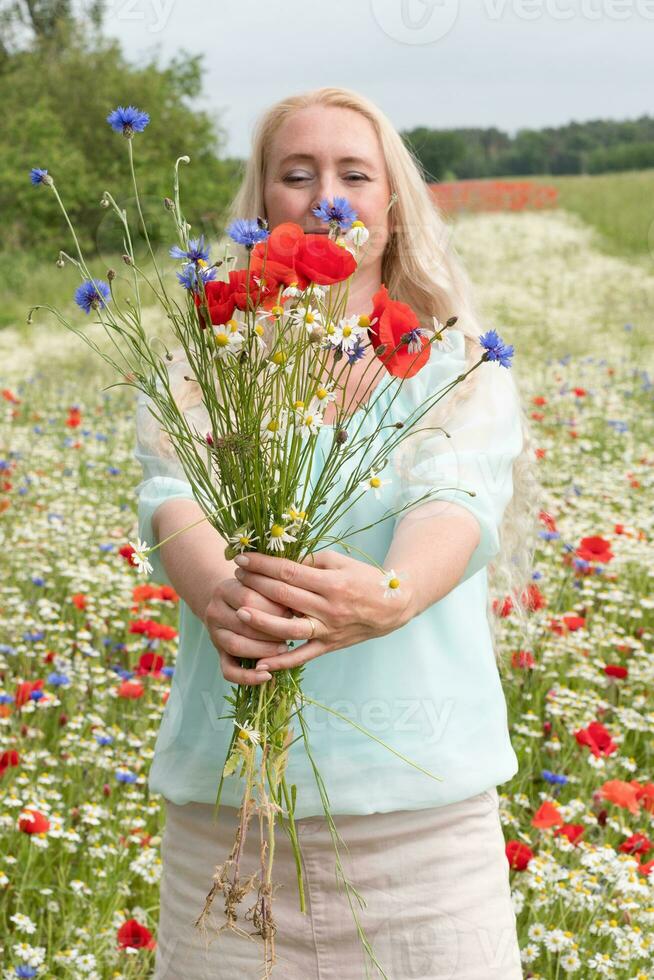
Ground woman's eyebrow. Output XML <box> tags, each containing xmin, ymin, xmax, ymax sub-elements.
<box><xmin>279</xmin><ymin>153</ymin><xmax>374</xmax><ymax>168</ymax></box>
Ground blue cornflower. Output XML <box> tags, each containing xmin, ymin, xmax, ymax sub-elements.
<box><xmin>116</xmin><ymin>769</ymin><xmax>138</xmax><ymax>784</ymax></box>
<box><xmin>47</xmin><ymin>672</ymin><xmax>70</xmax><ymax>687</ymax></box>
<box><xmin>538</xmin><ymin>530</ymin><xmax>560</xmax><ymax>541</ymax></box>
<box><xmin>227</xmin><ymin>219</ymin><xmax>269</xmax><ymax>249</ymax></box>
<box><xmin>23</xmin><ymin>630</ymin><xmax>45</xmax><ymax>642</ymax></box>
<box><xmin>170</xmin><ymin>236</ymin><xmax>210</xmax><ymax>263</ymax></box>
<box><xmin>0</xmin><ymin>693</ymin><xmax>15</xmax><ymax>704</ymax></box>
<box><xmin>30</xmin><ymin>690</ymin><xmax>45</xmax><ymax>701</ymax></box>
<box><xmin>15</xmin><ymin>967</ymin><xmax>38</xmax><ymax>979</ymax></box>
<box><xmin>479</xmin><ymin>329</ymin><xmax>514</xmax><ymax>368</ymax></box>
<box><xmin>542</xmin><ymin>769</ymin><xmax>568</xmax><ymax>785</ymax></box>
<box><xmin>346</xmin><ymin>338</ymin><xmax>367</xmax><ymax>365</ymax></box>
<box><xmin>95</xmin><ymin>733</ymin><xmax>114</xmax><ymax>745</ymax></box>
<box><xmin>106</xmin><ymin>105</ymin><xmax>150</xmax><ymax>137</ymax></box>
<box><xmin>161</xmin><ymin>666</ymin><xmax>175</xmax><ymax>678</ymax></box>
<box><xmin>312</xmin><ymin>196</ymin><xmax>357</xmax><ymax>229</ymax></box>
<box><xmin>30</xmin><ymin>167</ymin><xmax>52</xmax><ymax>186</ymax></box>
<box><xmin>74</xmin><ymin>279</ymin><xmax>111</xmax><ymax>315</ymax></box>
<box><xmin>99</xmin><ymin>543</ymin><xmax>114</xmax><ymax>552</ymax></box>
<box><xmin>176</xmin><ymin>263</ymin><xmax>217</xmax><ymax>292</ymax></box>
<box><xmin>31</xmin><ymin>575</ymin><xmax>45</xmax><ymax>586</ymax></box>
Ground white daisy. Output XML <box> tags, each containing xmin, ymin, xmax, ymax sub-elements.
<box><xmin>282</xmin><ymin>503</ymin><xmax>311</xmax><ymax>529</ymax></box>
<box><xmin>212</xmin><ymin>322</ymin><xmax>244</xmax><ymax>358</ymax></box>
<box><xmin>431</xmin><ymin>316</ymin><xmax>455</xmax><ymax>353</ymax></box>
<box><xmin>331</xmin><ymin>315</ymin><xmax>366</xmax><ymax>353</ymax></box>
<box><xmin>345</xmin><ymin>221</ymin><xmax>370</xmax><ymax>248</ymax></box>
<box><xmin>233</xmin><ymin>719</ymin><xmax>262</xmax><ymax>745</ymax></box>
<box><xmin>260</xmin><ymin>408</ymin><xmax>288</xmax><ymax>442</ymax></box>
<box><xmin>281</xmin><ymin>281</ymin><xmax>302</xmax><ymax>300</ymax></box>
<box><xmin>380</xmin><ymin>569</ymin><xmax>403</xmax><ymax>599</ymax></box>
<box><xmin>289</xmin><ymin>303</ymin><xmax>324</xmax><ymax>335</ymax></box>
<box><xmin>296</xmin><ymin>399</ymin><xmax>323</xmax><ymax>439</ymax></box>
<box><xmin>266</xmin><ymin>522</ymin><xmax>297</xmax><ymax>553</ymax></box>
<box><xmin>312</xmin><ymin>381</ymin><xmax>337</xmax><ymax>406</ymax></box>
<box><xmin>227</xmin><ymin>527</ymin><xmax>258</xmax><ymax>553</ymax></box>
<box><xmin>127</xmin><ymin>538</ymin><xmax>153</xmax><ymax>577</ymax></box>
<box><xmin>359</xmin><ymin>468</ymin><xmax>392</xmax><ymax>500</ymax></box>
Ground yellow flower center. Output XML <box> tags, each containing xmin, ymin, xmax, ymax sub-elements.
<box><xmin>304</xmin><ymin>415</ymin><xmax>314</xmax><ymax>426</ymax></box>
<box><xmin>215</xmin><ymin>332</ymin><xmax>229</xmax><ymax>347</ymax></box>
<box><xmin>342</xmin><ymin>325</ymin><xmax>352</xmax><ymax>337</ymax></box>
<box><xmin>270</xmin><ymin>524</ymin><xmax>285</xmax><ymax>538</ymax></box>
<box><xmin>226</xmin><ymin>318</ymin><xmax>238</xmax><ymax>331</ymax></box>
<box><xmin>294</xmin><ymin>400</ymin><xmax>305</xmax><ymax>410</ymax></box>
<box><xmin>255</xmin><ymin>323</ymin><xmax>264</xmax><ymax>337</ymax></box>
<box><xmin>237</xmin><ymin>729</ymin><xmax>249</xmax><ymax>741</ymax></box>
<box><xmin>266</xmin><ymin>420</ymin><xmax>279</xmax><ymax>432</ymax></box>
<box><xmin>271</xmin><ymin>351</ymin><xmax>287</xmax><ymax>365</ymax></box>
<box><xmin>271</xmin><ymin>305</ymin><xmax>284</xmax><ymax>317</ymax></box>
<box><xmin>325</xmin><ymin>323</ymin><xmax>336</xmax><ymax>335</ymax></box>
<box><xmin>316</xmin><ymin>387</ymin><xmax>328</xmax><ymax>400</ymax></box>
<box><xmin>358</xmin><ymin>315</ymin><xmax>371</xmax><ymax>328</ymax></box>
<box><xmin>239</xmin><ymin>536</ymin><xmax>251</xmax><ymax>546</ymax></box>
<box><xmin>388</xmin><ymin>577</ymin><xmax>400</xmax><ymax>590</ymax></box>
<box><xmin>305</xmin><ymin>312</ymin><xmax>315</xmax><ymax>323</ymax></box>
<box><xmin>351</xmin><ymin>220</ymin><xmax>364</xmax><ymax>228</ymax></box>
<box><xmin>197</xmin><ymin>258</ymin><xmax>207</xmax><ymax>268</ymax></box>
<box><xmin>370</xmin><ymin>477</ymin><xmax>381</xmax><ymax>488</ymax></box>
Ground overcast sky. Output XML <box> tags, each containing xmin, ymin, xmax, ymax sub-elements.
<box><xmin>104</xmin><ymin>0</ymin><xmax>652</xmax><ymax>158</ymax></box>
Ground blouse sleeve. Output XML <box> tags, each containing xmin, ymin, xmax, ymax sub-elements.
<box><xmin>133</xmin><ymin>388</ymin><xmax>197</xmax><ymax>585</ymax></box>
<box><xmin>391</xmin><ymin>358</ymin><xmax>524</xmax><ymax>585</ymax></box>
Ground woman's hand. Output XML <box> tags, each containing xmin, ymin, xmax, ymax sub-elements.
<box><xmin>203</xmin><ymin>577</ymin><xmax>294</xmax><ymax>686</ymax></box>
<box><xmin>230</xmin><ymin>549</ymin><xmax>414</xmax><ymax>673</ymax></box>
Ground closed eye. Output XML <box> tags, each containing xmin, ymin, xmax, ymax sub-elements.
<box><xmin>283</xmin><ymin>174</ymin><xmax>369</xmax><ymax>183</ymax></box>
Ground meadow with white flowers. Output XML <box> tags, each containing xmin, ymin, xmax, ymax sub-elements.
<box><xmin>1</xmin><ymin>202</ymin><xmax>653</xmax><ymax>979</ymax></box>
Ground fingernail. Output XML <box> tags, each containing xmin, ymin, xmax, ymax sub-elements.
<box><xmin>234</xmin><ymin>554</ymin><xmax>249</xmax><ymax>566</ymax></box>
<box><xmin>259</xmin><ymin>673</ymin><xmax>272</xmax><ymax>682</ymax></box>
<box><xmin>256</xmin><ymin>662</ymin><xmax>270</xmax><ymax>671</ymax></box>
<box><xmin>234</xmin><ymin>568</ymin><xmax>244</xmax><ymax>580</ymax></box>
<box><xmin>236</xmin><ymin>608</ymin><xmax>251</xmax><ymax>622</ymax></box>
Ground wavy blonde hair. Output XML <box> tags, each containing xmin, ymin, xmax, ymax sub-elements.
<box><xmin>218</xmin><ymin>85</ymin><xmax>543</xmax><ymax>664</ymax></box>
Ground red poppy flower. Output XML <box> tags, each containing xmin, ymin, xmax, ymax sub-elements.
<box><xmin>195</xmin><ymin>278</ymin><xmax>236</xmax><ymax>327</ymax></box>
<box><xmin>562</xmin><ymin>614</ymin><xmax>585</xmax><ymax>632</ymax></box>
<box><xmin>0</xmin><ymin>749</ymin><xmax>20</xmax><ymax>777</ymax></box>
<box><xmin>136</xmin><ymin>652</ymin><xmax>165</xmax><ymax>676</ymax></box>
<box><xmin>576</xmin><ymin>535</ymin><xmax>614</xmax><ymax>564</ymax></box>
<box><xmin>368</xmin><ymin>284</ymin><xmax>431</xmax><ymax>379</ymax></box>
<box><xmin>15</xmin><ymin>679</ymin><xmax>45</xmax><ymax>708</ymax></box>
<box><xmin>574</xmin><ymin>720</ymin><xmax>617</xmax><ymax>758</ymax></box>
<box><xmin>554</xmin><ymin>824</ymin><xmax>585</xmax><ymax>845</ymax></box>
<box><xmin>117</xmin><ymin>919</ymin><xmax>156</xmax><ymax>950</ymax></box>
<box><xmin>511</xmin><ymin>650</ymin><xmax>535</xmax><ymax>669</ymax></box>
<box><xmin>118</xmin><ymin>680</ymin><xmax>145</xmax><ymax>699</ymax></box>
<box><xmin>619</xmin><ymin>832</ymin><xmax>652</xmax><ymax>856</ymax></box>
<box><xmin>604</xmin><ymin>664</ymin><xmax>628</xmax><ymax>680</ymax></box>
<box><xmin>521</xmin><ymin>583</ymin><xmax>546</xmax><ymax>611</ymax></box>
<box><xmin>532</xmin><ymin>801</ymin><xmax>563</xmax><ymax>829</ymax></box>
<box><xmin>250</xmin><ymin>221</ymin><xmax>356</xmax><ymax>289</ymax></box>
<box><xmin>119</xmin><ymin>544</ymin><xmax>138</xmax><ymax>567</ymax></box>
<box><xmin>506</xmin><ymin>840</ymin><xmax>534</xmax><ymax>870</ymax></box>
<box><xmin>599</xmin><ymin>780</ymin><xmax>640</xmax><ymax>814</ymax></box>
<box><xmin>71</xmin><ymin>593</ymin><xmax>87</xmax><ymax>610</ymax></box>
<box><xmin>18</xmin><ymin>808</ymin><xmax>50</xmax><ymax>834</ymax></box>
<box><xmin>493</xmin><ymin>595</ymin><xmax>514</xmax><ymax>618</ymax></box>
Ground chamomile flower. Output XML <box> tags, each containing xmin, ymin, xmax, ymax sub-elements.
<box><xmin>296</xmin><ymin>401</ymin><xmax>324</xmax><ymax>439</ymax></box>
<box><xmin>251</xmin><ymin>320</ymin><xmax>268</xmax><ymax>350</ymax></box>
<box><xmin>359</xmin><ymin>468</ymin><xmax>392</xmax><ymax>500</ymax></box>
<box><xmin>345</xmin><ymin>220</ymin><xmax>370</xmax><ymax>248</ymax></box>
<box><xmin>260</xmin><ymin>409</ymin><xmax>288</xmax><ymax>442</ymax></box>
<box><xmin>127</xmin><ymin>538</ymin><xmax>153</xmax><ymax>577</ymax></box>
<box><xmin>233</xmin><ymin>719</ymin><xmax>262</xmax><ymax>745</ymax></box>
<box><xmin>282</xmin><ymin>503</ymin><xmax>312</xmax><ymax>529</ymax></box>
<box><xmin>282</xmin><ymin>281</ymin><xmax>302</xmax><ymax>300</ymax></box>
<box><xmin>266</xmin><ymin>522</ymin><xmax>297</xmax><ymax>553</ymax></box>
<box><xmin>290</xmin><ymin>304</ymin><xmax>323</xmax><ymax>334</ymax></box>
<box><xmin>312</xmin><ymin>380</ymin><xmax>337</xmax><ymax>406</ymax></box>
<box><xmin>332</xmin><ymin>315</ymin><xmax>366</xmax><ymax>353</ymax></box>
<box><xmin>431</xmin><ymin>316</ymin><xmax>455</xmax><ymax>353</ymax></box>
<box><xmin>380</xmin><ymin>569</ymin><xmax>403</xmax><ymax>599</ymax></box>
<box><xmin>227</xmin><ymin>528</ymin><xmax>258</xmax><ymax>553</ymax></box>
<box><xmin>212</xmin><ymin>322</ymin><xmax>244</xmax><ymax>358</ymax></box>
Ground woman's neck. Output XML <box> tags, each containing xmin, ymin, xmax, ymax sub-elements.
<box><xmin>343</xmin><ymin>261</ymin><xmax>382</xmax><ymax>319</ymax></box>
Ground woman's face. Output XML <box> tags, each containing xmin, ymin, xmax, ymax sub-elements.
<box><xmin>263</xmin><ymin>104</ymin><xmax>392</xmax><ymax>271</ymax></box>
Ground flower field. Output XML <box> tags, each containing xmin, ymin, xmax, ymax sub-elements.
<box><xmin>1</xmin><ymin>207</ymin><xmax>653</xmax><ymax>978</ymax></box>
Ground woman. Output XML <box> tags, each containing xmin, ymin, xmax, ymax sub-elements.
<box><xmin>137</xmin><ymin>86</ymin><xmax>538</xmax><ymax>979</ymax></box>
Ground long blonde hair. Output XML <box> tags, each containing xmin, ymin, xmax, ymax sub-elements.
<box><xmin>221</xmin><ymin>86</ymin><xmax>543</xmax><ymax>664</ymax></box>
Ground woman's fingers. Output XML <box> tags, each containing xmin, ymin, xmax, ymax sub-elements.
<box><xmin>233</xmin><ymin>567</ymin><xmax>328</xmax><ymax>617</ymax></box>
<box><xmin>222</xmin><ymin>578</ymin><xmax>294</xmax><ymax>618</ymax></box>
<box><xmin>212</xmin><ymin>627</ymin><xmax>287</xmax><ymax>661</ymax></box>
<box><xmin>219</xmin><ymin>650</ymin><xmax>272</xmax><ymax>686</ymax></box>
<box><xmin>236</xmin><ymin>607</ymin><xmax>320</xmax><ymax>642</ymax></box>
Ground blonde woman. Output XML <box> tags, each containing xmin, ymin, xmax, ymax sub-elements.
<box><xmin>139</xmin><ymin>86</ymin><xmax>539</xmax><ymax>979</ymax></box>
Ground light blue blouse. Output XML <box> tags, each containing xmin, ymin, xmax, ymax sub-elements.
<box><xmin>134</xmin><ymin>330</ymin><xmax>523</xmax><ymax>816</ymax></box>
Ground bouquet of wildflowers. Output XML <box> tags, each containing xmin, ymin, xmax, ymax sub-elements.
<box><xmin>29</xmin><ymin>105</ymin><xmax>515</xmax><ymax>979</ymax></box>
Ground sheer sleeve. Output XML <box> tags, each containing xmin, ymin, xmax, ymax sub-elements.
<box><xmin>133</xmin><ymin>378</ymin><xmax>198</xmax><ymax>585</ymax></box>
<box><xmin>391</xmin><ymin>359</ymin><xmax>524</xmax><ymax>585</ymax></box>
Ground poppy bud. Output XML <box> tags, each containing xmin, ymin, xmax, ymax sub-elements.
<box><xmin>445</xmin><ymin>315</ymin><xmax>458</xmax><ymax>328</ymax></box>
<box><xmin>335</xmin><ymin>428</ymin><xmax>348</xmax><ymax>445</ymax></box>
<box><xmin>107</xmin><ymin>269</ymin><xmax>116</xmax><ymax>282</ymax></box>
<box><xmin>163</xmin><ymin>197</ymin><xmax>175</xmax><ymax>210</ymax></box>
<box><xmin>122</xmin><ymin>254</ymin><xmax>133</xmax><ymax>266</ymax></box>
<box><xmin>374</xmin><ymin>344</ymin><xmax>387</xmax><ymax>356</ymax></box>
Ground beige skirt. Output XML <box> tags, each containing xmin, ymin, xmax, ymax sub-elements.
<box><xmin>153</xmin><ymin>787</ymin><xmax>523</xmax><ymax>980</ymax></box>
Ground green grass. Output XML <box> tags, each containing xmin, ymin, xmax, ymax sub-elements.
<box><xmin>526</xmin><ymin>169</ymin><xmax>654</xmax><ymax>259</ymax></box>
